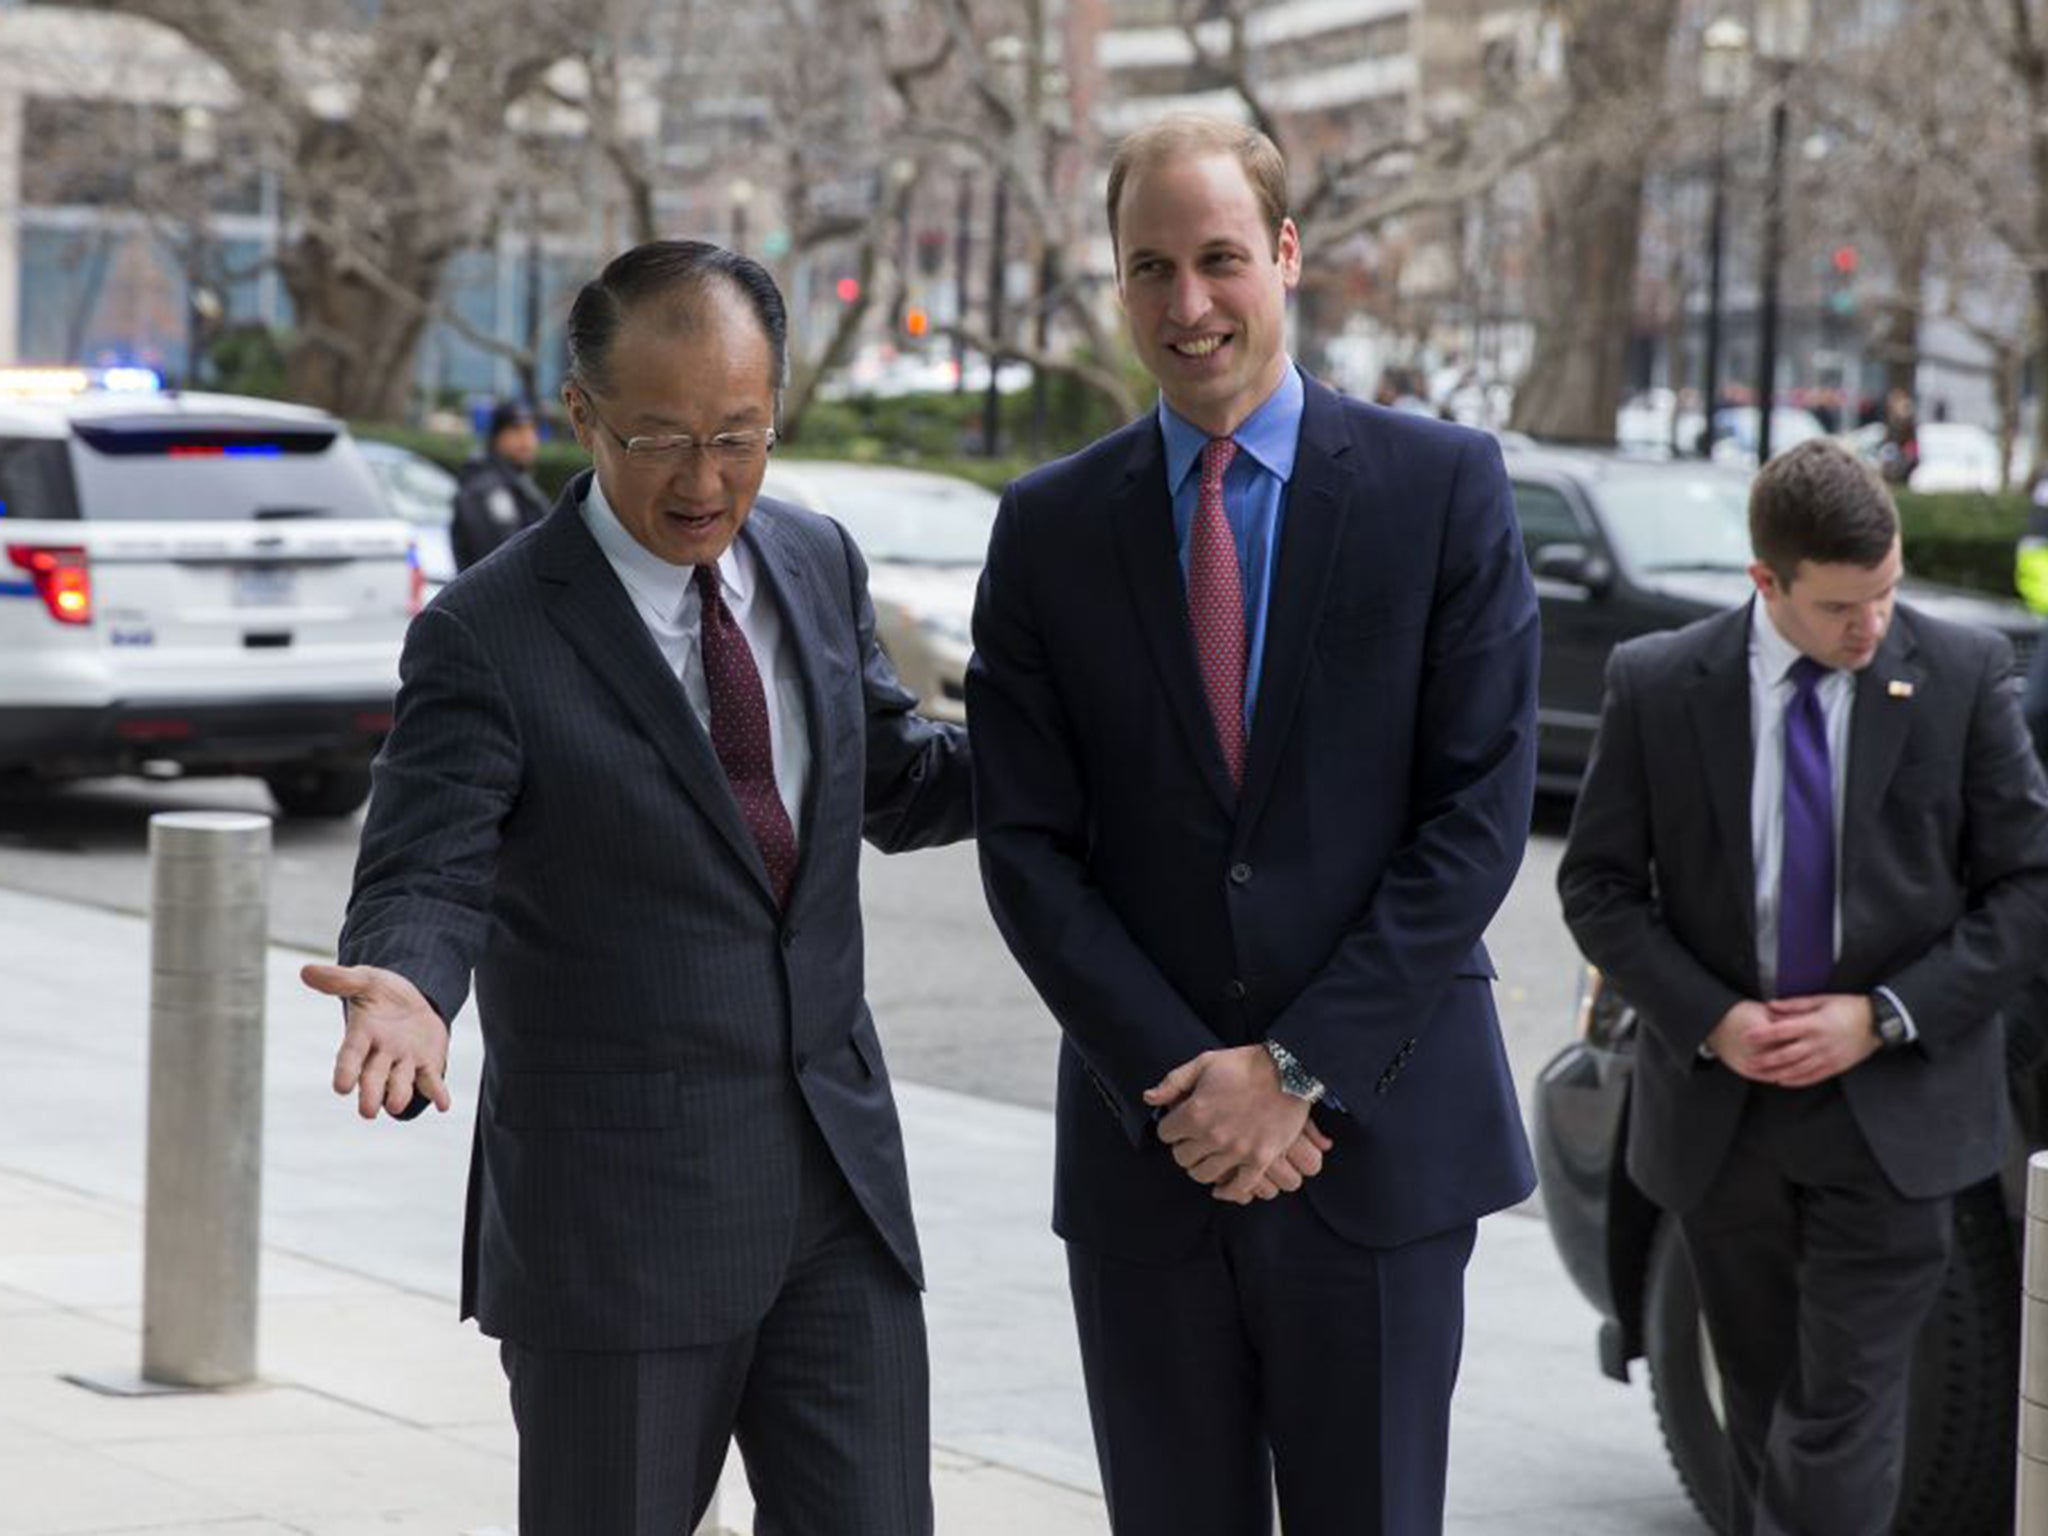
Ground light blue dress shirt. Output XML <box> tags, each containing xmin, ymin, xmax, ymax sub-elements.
<box><xmin>1159</xmin><ymin>363</ymin><xmax>1304</xmax><ymax>731</ymax></box>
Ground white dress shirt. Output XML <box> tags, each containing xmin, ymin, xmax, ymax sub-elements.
<box><xmin>1747</xmin><ymin>598</ymin><xmax>1914</xmax><ymax>1033</ymax></box>
<box><xmin>581</xmin><ymin>478</ymin><xmax>810</xmax><ymax>838</ymax></box>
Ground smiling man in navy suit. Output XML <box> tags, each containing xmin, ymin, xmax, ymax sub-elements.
<box><xmin>302</xmin><ymin>241</ymin><xmax>970</xmax><ymax>1535</ymax></box>
<box><xmin>969</xmin><ymin>115</ymin><xmax>1540</xmax><ymax>1535</ymax></box>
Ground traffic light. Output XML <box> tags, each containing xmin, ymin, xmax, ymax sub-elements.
<box><xmin>836</xmin><ymin>277</ymin><xmax>862</xmax><ymax>304</ymax></box>
<box><xmin>904</xmin><ymin>307</ymin><xmax>930</xmax><ymax>338</ymax></box>
<box><xmin>1828</xmin><ymin>245</ymin><xmax>1858</xmax><ymax>315</ymax></box>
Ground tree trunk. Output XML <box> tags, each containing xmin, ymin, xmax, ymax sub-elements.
<box><xmin>2032</xmin><ymin>276</ymin><xmax>2048</xmax><ymax>486</ymax></box>
<box><xmin>1508</xmin><ymin>0</ymin><xmax>1679</xmax><ymax>444</ymax></box>
<box><xmin>1510</xmin><ymin>157</ymin><xmax>1648</xmax><ymax>442</ymax></box>
<box><xmin>1876</xmin><ymin>222</ymin><xmax>1927</xmax><ymax>404</ymax></box>
<box><xmin>280</xmin><ymin>241</ymin><xmax>441</xmax><ymax>422</ymax></box>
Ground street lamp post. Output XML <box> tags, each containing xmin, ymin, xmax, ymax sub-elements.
<box><xmin>1699</xmin><ymin>19</ymin><xmax>1751</xmax><ymax>459</ymax></box>
<box><xmin>728</xmin><ymin>177</ymin><xmax>756</xmax><ymax>255</ymax></box>
<box><xmin>1754</xmin><ymin>0</ymin><xmax>1810</xmax><ymax>465</ymax></box>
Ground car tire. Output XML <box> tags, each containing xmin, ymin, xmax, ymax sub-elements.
<box><xmin>1644</xmin><ymin>1184</ymin><xmax>2018</xmax><ymax>1536</ymax></box>
<box><xmin>264</xmin><ymin>764</ymin><xmax>372</xmax><ymax>820</ymax></box>
<box><xmin>1643</xmin><ymin>1219</ymin><xmax>1730</xmax><ymax>1533</ymax></box>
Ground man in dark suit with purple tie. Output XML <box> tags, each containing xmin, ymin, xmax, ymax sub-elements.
<box><xmin>1559</xmin><ymin>439</ymin><xmax>2048</xmax><ymax>1535</ymax></box>
<box><xmin>302</xmin><ymin>241</ymin><xmax>970</xmax><ymax>1535</ymax></box>
<box><xmin>969</xmin><ymin>114</ymin><xmax>1541</xmax><ymax>1534</ymax></box>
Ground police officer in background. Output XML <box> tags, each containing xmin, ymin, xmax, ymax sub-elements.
<box><xmin>2014</xmin><ymin>464</ymin><xmax>2048</xmax><ymax>756</ymax></box>
<box><xmin>452</xmin><ymin>399</ymin><xmax>551</xmax><ymax>571</ymax></box>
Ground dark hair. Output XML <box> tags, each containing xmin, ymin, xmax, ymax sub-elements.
<box><xmin>486</xmin><ymin>399</ymin><xmax>534</xmax><ymax>440</ymax></box>
<box><xmin>1749</xmin><ymin>438</ymin><xmax>1899</xmax><ymax>585</ymax></box>
<box><xmin>1105</xmin><ymin>113</ymin><xmax>1289</xmax><ymax>262</ymax></box>
<box><xmin>564</xmin><ymin>240</ymin><xmax>789</xmax><ymax>395</ymax></box>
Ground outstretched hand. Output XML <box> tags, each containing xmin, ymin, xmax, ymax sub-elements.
<box><xmin>1145</xmin><ymin>1045</ymin><xmax>1331</xmax><ymax>1204</ymax></box>
<box><xmin>301</xmin><ymin>962</ymin><xmax>452</xmax><ymax>1120</ymax></box>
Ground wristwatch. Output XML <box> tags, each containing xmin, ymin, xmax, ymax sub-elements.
<box><xmin>1869</xmin><ymin>992</ymin><xmax>1911</xmax><ymax>1051</ymax></box>
<box><xmin>1264</xmin><ymin>1039</ymin><xmax>1327</xmax><ymax>1104</ymax></box>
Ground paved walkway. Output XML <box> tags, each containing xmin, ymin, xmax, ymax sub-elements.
<box><xmin>0</xmin><ymin>886</ymin><xmax>1702</xmax><ymax>1534</ymax></box>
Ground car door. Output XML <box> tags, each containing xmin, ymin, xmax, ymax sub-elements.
<box><xmin>1513</xmin><ymin>475</ymin><xmax>1615</xmax><ymax>789</ymax></box>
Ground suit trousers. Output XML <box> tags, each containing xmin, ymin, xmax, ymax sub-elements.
<box><xmin>1068</xmin><ymin>1199</ymin><xmax>1477</xmax><ymax>1536</ymax></box>
<box><xmin>1678</xmin><ymin>1080</ymin><xmax>1951</xmax><ymax>1536</ymax></box>
<box><xmin>499</xmin><ymin>1120</ymin><xmax>931</xmax><ymax>1536</ymax></box>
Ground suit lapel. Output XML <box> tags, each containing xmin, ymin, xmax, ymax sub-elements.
<box><xmin>1684</xmin><ymin>605</ymin><xmax>1759</xmax><ymax>964</ymax></box>
<box><xmin>1108</xmin><ymin>424</ymin><xmax>1241</xmax><ymax>812</ymax></box>
<box><xmin>1235</xmin><ymin>378</ymin><xmax>1347</xmax><ymax>843</ymax></box>
<box><xmin>739</xmin><ymin>506</ymin><xmax>837</xmax><ymax>918</ymax></box>
<box><xmin>1840</xmin><ymin>616</ymin><xmax>1921</xmax><ymax>948</ymax></box>
<box><xmin>534</xmin><ymin>474</ymin><xmax>778</xmax><ymax>908</ymax></box>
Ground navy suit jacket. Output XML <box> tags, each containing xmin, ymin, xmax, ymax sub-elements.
<box><xmin>339</xmin><ymin>472</ymin><xmax>971</xmax><ymax>1349</ymax></box>
<box><xmin>969</xmin><ymin>375</ymin><xmax>1540</xmax><ymax>1259</ymax></box>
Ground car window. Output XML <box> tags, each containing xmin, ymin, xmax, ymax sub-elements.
<box><xmin>1594</xmin><ymin>471</ymin><xmax>1755</xmax><ymax>573</ymax></box>
<box><xmin>66</xmin><ymin>420</ymin><xmax>390</xmax><ymax>522</ymax></box>
<box><xmin>0</xmin><ymin>436</ymin><xmax>80</xmax><ymax>520</ymax></box>
<box><xmin>1511</xmin><ymin>481</ymin><xmax>1588</xmax><ymax>566</ymax></box>
<box><xmin>811</xmin><ymin>477</ymin><xmax>999</xmax><ymax>566</ymax></box>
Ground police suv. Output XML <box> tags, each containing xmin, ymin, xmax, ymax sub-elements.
<box><xmin>0</xmin><ymin>369</ymin><xmax>418</xmax><ymax>818</ymax></box>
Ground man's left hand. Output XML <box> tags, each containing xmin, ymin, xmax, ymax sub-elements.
<box><xmin>1746</xmin><ymin>993</ymin><xmax>1882</xmax><ymax>1087</ymax></box>
<box><xmin>1146</xmin><ymin>1046</ymin><xmax>1312</xmax><ymax>1204</ymax></box>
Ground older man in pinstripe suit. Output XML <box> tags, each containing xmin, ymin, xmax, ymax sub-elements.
<box><xmin>301</xmin><ymin>241</ymin><xmax>970</xmax><ymax>1535</ymax></box>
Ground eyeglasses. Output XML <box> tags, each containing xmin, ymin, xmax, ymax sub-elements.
<box><xmin>578</xmin><ymin>391</ymin><xmax>777</xmax><ymax>466</ymax></box>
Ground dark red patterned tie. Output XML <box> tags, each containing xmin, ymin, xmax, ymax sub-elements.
<box><xmin>1188</xmin><ymin>437</ymin><xmax>1246</xmax><ymax>789</ymax></box>
<box><xmin>694</xmin><ymin>564</ymin><xmax>798</xmax><ymax>907</ymax></box>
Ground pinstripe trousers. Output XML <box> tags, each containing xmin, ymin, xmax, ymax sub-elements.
<box><xmin>500</xmin><ymin>1121</ymin><xmax>932</xmax><ymax>1535</ymax></box>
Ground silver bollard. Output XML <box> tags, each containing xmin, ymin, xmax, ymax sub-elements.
<box><xmin>140</xmin><ymin>810</ymin><xmax>271</xmax><ymax>1388</ymax></box>
<box><xmin>2019</xmin><ymin>1151</ymin><xmax>2048</xmax><ymax>1531</ymax></box>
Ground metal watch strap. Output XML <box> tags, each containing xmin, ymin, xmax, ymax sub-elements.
<box><xmin>1264</xmin><ymin>1039</ymin><xmax>1327</xmax><ymax>1104</ymax></box>
<box><xmin>1870</xmin><ymin>992</ymin><xmax>1910</xmax><ymax>1051</ymax></box>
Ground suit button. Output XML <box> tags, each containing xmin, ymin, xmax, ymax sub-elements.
<box><xmin>1223</xmin><ymin>979</ymin><xmax>1248</xmax><ymax>1002</ymax></box>
<box><xmin>1228</xmin><ymin>862</ymin><xmax>1252</xmax><ymax>886</ymax></box>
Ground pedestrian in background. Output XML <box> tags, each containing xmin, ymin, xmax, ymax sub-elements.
<box><xmin>970</xmin><ymin>112</ymin><xmax>1540</xmax><ymax>1535</ymax></box>
<box><xmin>1559</xmin><ymin>438</ymin><xmax>2048</xmax><ymax>1536</ymax></box>
<box><xmin>450</xmin><ymin>399</ymin><xmax>549</xmax><ymax>570</ymax></box>
<box><xmin>303</xmin><ymin>240</ymin><xmax>970</xmax><ymax>1535</ymax></box>
<box><xmin>2014</xmin><ymin>463</ymin><xmax>2048</xmax><ymax>756</ymax></box>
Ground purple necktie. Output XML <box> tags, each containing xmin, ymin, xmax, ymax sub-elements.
<box><xmin>1777</xmin><ymin>655</ymin><xmax>1834</xmax><ymax>997</ymax></box>
<box><xmin>695</xmin><ymin>564</ymin><xmax>798</xmax><ymax>908</ymax></box>
<box><xmin>1188</xmin><ymin>437</ymin><xmax>1246</xmax><ymax>790</ymax></box>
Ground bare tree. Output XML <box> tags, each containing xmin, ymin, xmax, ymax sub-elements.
<box><xmin>59</xmin><ymin>0</ymin><xmax>571</xmax><ymax>419</ymax></box>
<box><xmin>1508</xmin><ymin>0</ymin><xmax>1683</xmax><ymax>442</ymax></box>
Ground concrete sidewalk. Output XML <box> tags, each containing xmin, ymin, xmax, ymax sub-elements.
<box><xmin>0</xmin><ymin>884</ymin><xmax>1702</xmax><ymax>1535</ymax></box>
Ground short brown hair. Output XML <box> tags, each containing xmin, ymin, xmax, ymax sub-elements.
<box><xmin>1104</xmin><ymin>113</ymin><xmax>1289</xmax><ymax>261</ymax></box>
<box><xmin>1749</xmin><ymin>438</ymin><xmax>1899</xmax><ymax>585</ymax></box>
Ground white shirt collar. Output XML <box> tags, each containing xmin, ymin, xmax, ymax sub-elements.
<box><xmin>1751</xmin><ymin>593</ymin><xmax>1819</xmax><ymax>687</ymax></box>
<box><xmin>579</xmin><ymin>472</ymin><xmax>751</xmax><ymax>620</ymax></box>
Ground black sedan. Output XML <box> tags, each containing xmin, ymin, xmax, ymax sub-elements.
<box><xmin>1506</xmin><ymin>446</ymin><xmax>2038</xmax><ymax>794</ymax></box>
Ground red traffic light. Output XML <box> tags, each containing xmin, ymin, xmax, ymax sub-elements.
<box><xmin>836</xmin><ymin>277</ymin><xmax>862</xmax><ymax>303</ymax></box>
<box><xmin>1831</xmin><ymin>245</ymin><xmax>1859</xmax><ymax>275</ymax></box>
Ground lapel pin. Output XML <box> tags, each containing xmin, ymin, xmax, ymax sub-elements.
<box><xmin>1886</xmin><ymin>679</ymin><xmax>1914</xmax><ymax>699</ymax></box>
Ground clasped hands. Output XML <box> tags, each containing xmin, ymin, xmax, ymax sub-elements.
<box><xmin>1706</xmin><ymin>993</ymin><xmax>1881</xmax><ymax>1089</ymax></box>
<box><xmin>1145</xmin><ymin>1044</ymin><xmax>1332</xmax><ymax>1205</ymax></box>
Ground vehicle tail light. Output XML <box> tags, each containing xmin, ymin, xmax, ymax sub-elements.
<box><xmin>407</xmin><ymin>541</ymin><xmax>426</xmax><ymax>616</ymax></box>
<box><xmin>5</xmin><ymin>544</ymin><xmax>92</xmax><ymax>625</ymax></box>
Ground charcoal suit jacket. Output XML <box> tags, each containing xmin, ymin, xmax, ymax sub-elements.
<box><xmin>340</xmin><ymin>471</ymin><xmax>971</xmax><ymax>1349</ymax></box>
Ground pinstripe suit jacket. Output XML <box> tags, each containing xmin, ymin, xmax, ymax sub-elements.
<box><xmin>339</xmin><ymin>471</ymin><xmax>972</xmax><ymax>1350</ymax></box>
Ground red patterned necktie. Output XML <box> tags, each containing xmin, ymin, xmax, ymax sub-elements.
<box><xmin>694</xmin><ymin>563</ymin><xmax>798</xmax><ymax>907</ymax></box>
<box><xmin>1188</xmin><ymin>436</ymin><xmax>1246</xmax><ymax>790</ymax></box>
